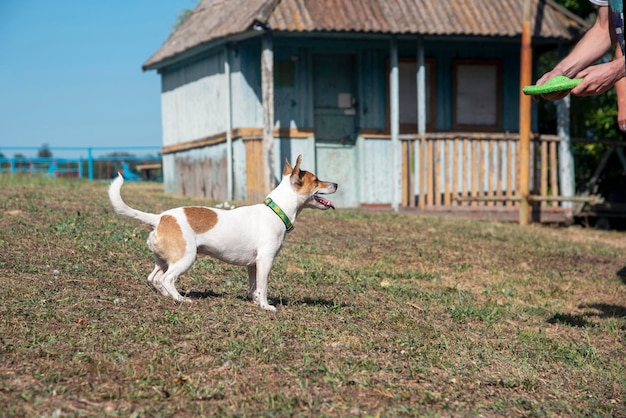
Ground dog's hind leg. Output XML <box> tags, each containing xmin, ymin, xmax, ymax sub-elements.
<box><xmin>158</xmin><ymin>255</ymin><xmax>195</xmax><ymax>303</ymax></box>
<box><xmin>147</xmin><ymin>255</ymin><xmax>169</xmax><ymax>295</ymax></box>
<box><xmin>247</xmin><ymin>264</ymin><xmax>257</xmax><ymax>301</ymax></box>
<box><xmin>147</xmin><ymin>259</ymin><xmax>168</xmax><ymax>296</ymax></box>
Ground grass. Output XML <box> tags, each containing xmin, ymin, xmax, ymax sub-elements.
<box><xmin>0</xmin><ymin>173</ymin><xmax>625</xmax><ymax>417</ymax></box>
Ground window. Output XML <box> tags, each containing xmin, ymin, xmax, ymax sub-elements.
<box><xmin>388</xmin><ymin>59</ymin><xmax>435</xmax><ymax>133</ymax></box>
<box><xmin>453</xmin><ymin>60</ymin><xmax>501</xmax><ymax>131</ymax></box>
<box><xmin>275</xmin><ymin>60</ymin><xmax>295</xmax><ymax>87</ymax></box>
<box><xmin>399</xmin><ymin>59</ymin><xmax>435</xmax><ymax>133</ymax></box>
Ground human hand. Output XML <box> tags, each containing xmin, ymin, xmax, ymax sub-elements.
<box><xmin>570</xmin><ymin>61</ymin><xmax>622</xmax><ymax>96</ymax></box>
<box><xmin>535</xmin><ymin>69</ymin><xmax>571</xmax><ymax>101</ymax></box>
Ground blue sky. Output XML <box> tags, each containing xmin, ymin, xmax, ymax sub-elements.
<box><xmin>0</xmin><ymin>1</ymin><xmax>194</xmax><ymax>158</ymax></box>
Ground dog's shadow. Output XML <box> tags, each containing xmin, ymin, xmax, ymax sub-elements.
<box><xmin>182</xmin><ymin>290</ymin><xmax>348</xmax><ymax>308</ymax></box>
<box><xmin>298</xmin><ymin>297</ymin><xmax>351</xmax><ymax>309</ymax></box>
<box><xmin>546</xmin><ymin>312</ymin><xmax>591</xmax><ymax>328</ymax></box>
<box><xmin>579</xmin><ymin>303</ymin><xmax>626</xmax><ymax>319</ymax></box>
<box><xmin>617</xmin><ymin>266</ymin><xmax>626</xmax><ymax>285</ymax></box>
<box><xmin>547</xmin><ymin>268</ymin><xmax>626</xmax><ymax>328</ymax></box>
<box><xmin>185</xmin><ymin>289</ymin><xmax>224</xmax><ymax>299</ymax></box>
<box><xmin>233</xmin><ymin>295</ymin><xmax>351</xmax><ymax>309</ymax></box>
<box><xmin>547</xmin><ymin>303</ymin><xmax>626</xmax><ymax>328</ymax></box>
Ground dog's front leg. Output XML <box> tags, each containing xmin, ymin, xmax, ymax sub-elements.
<box><xmin>251</xmin><ymin>258</ymin><xmax>276</xmax><ymax>311</ymax></box>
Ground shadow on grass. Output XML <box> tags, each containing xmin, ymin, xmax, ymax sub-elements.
<box><xmin>185</xmin><ymin>289</ymin><xmax>224</xmax><ymax>299</ymax></box>
<box><xmin>579</xmin><ymin>303</ymin><xmax>626</xmax><ymax>319</ymax></box>
<box><xmin>616</xmin><ymin>266</ymin><xmax>626</xmax><ymax>285</ymax></box>
<box><xmin>250</xmin><ymin>296</ymin><xmax>351</xmax><ymax>308</ymax></box>
<box><xmin>547</xmin><ymin>303</ymin><xmax>626</xmax><ymax>328</ymax></box>
<box><xmin>547</xmin><ymin>313</ymin><xmax>592</xmax><ymax>328</ymax></box>
<box><xmin>300</xmin><ymin>297</ymin><xmax>351</xmax><ymax>308</ymax></box>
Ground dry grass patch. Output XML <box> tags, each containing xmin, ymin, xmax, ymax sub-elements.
<box><xmin>0</xmin><ymin>174</ymin><xmax>624</xmax><ymax>417</ymax></box>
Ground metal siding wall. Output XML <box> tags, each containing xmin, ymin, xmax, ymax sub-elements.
<box><xmin>232</xmin><ymin>138</ymin><xmax>247</xmax><ymax>201</ymax></box>
<box><xmin>162</xmin><ymin>154</ymin><xmax>177</xmax><ymax>193</ymax></box>
<box><xmin>360</xmin><ymin>138</ymin><xmax>393</xmax><ymax>203</ymax></box>
<box><xmin>274</xmin><ymin>47</ymin><xmax>308</xmax><ymax>130</ymax></box>
<box><xmin>161</xmin><ymin>52</ymin><xmax>228</xmax><ymax>146</ymax></box>
<box><xmin>273</xmin><ymin>137</ymin><xmax>315</xmax><ymax>181</ymax></box>
<box><xmin>360</xmin><ymin>50</ymin><xmax>387</xmax><ymax>130</ymax></box>
<box><xmin>230</xmin><ymin>45</ymin><xmax>263</xmax><ymax>129</ymax></box>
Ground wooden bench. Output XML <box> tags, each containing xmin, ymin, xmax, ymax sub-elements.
<box><xmin>135</xmin><ymin>163</ymin><xmax>162</xmax><ymax>180</ymax></box>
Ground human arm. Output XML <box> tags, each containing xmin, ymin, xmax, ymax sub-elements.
<box><xmin>537</xmin><ymin>5</ymin><xmax>615</xmax><ymax>100</ymax></box>
<box><xmin>613</xmin><ymin>47</ymin><xmax>626</xmax><ymax>130</ymax></box>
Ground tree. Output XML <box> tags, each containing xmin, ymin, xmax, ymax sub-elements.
<box><xmin>38</xmin><ymin>143</ymin><xmax>53</xmax><ymax>159</ymax></box>
<box><xmin>172</xmin><ymin>0</ymin><xmax>201</xmax><ymax>32</ymax></box>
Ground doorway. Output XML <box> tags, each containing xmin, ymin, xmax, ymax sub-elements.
<box><xmin>312</xmin><ymin>53</ymin><xmax>358</xmax><ymax>207</ymax></box>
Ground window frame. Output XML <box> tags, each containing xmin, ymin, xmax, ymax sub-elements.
<box><xmin>452</xmin><ymin>59</ymin><xmax>502</xmax><ymax>132</ymax></box>
<box><xmin>387</xmin><ymin>58</ymin><xmax>437</xmax><ymax>134</ymax></box>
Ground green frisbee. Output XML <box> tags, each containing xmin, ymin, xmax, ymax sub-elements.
<box><xmin>523</xmin><ymin>75</ymin><xmax>583</xmax><ymax>95</ymax></box>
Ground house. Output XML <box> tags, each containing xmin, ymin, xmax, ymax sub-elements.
<box><xmin>143</xmin><ymin>0</ymin><xmax>586</xmax><ymax>220</ymax></box>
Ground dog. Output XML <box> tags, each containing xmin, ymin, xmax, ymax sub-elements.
<box><xmin>108</xmin><ymin>155</ymin><xmax>337</xmax><ymax>311</ymax></box>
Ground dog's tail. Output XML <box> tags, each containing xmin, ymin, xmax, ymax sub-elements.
<box><xmin>108</xmin><ymin>173</ymin><xmax>161</xmax><ymax>227</ymax></box>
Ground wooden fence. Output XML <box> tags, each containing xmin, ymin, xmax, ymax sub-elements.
<box><xmin>402</xmin><ymin>133</ymin><xmax>563</xmax><ymax>209</ymax></box>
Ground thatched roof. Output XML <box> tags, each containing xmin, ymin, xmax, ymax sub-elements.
<box><xmin>143</xmin><ymin>0</ymin><xmax>587</xmax><ymax>70</ymax></box>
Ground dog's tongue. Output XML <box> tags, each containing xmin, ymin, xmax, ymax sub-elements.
<box><xmin>315</xmin><ymin>195</ymin><xmax>335</xmax><ymax>209</ymax></box>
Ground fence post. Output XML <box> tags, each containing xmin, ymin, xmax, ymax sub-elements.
<box><xmin>518</xmin><ymin>0</ymin><xmax>533</xmax><ymax>225</ymax></box>
<box><xmin>88</xmin><ymin>148</ymin><xmax>94</xmax><ymax>180</ymax></box>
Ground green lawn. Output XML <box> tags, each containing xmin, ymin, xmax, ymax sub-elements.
<box><xmin>1</xmin><ymin>174</ymin><xmax>625</xmax><ymax>417</ymax></box>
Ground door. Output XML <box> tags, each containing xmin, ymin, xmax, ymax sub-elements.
<box><xmin>312</xmin><ymin>54</ymin><xmax>358</xmax><ymax>208</ymax></box>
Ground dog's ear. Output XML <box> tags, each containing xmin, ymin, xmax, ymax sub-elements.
<box><xmin>290</xmin><ymin>155</ymin><xmax>303</xmax><ymax>185</ymax></box>
<box><xmin>282</xmin><ymin>158</ymin><xmax>293</xmax><ymax>177</ymax></box>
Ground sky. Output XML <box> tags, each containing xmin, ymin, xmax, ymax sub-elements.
<box><xmin>0</xmin><ymin>0</ymin><xmax>194</xmax><ymax>159</ymax></box>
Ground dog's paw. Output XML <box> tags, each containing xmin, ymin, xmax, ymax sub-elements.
<box><xmin>170</xmin><ymin>293</ymin><xmax>193</xmax><ymax>303</ymax></box>
<box><xmin>154</xmin><ymin>286</ymin><xmax>170</xmax><ymax>297</ymax></box>
<box><xmin>260</xmin><ymin>303</ymin><xmax>276</xmax><ymax>312</ymax></box>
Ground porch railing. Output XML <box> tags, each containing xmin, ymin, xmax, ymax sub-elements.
<box><xmin>401</xmin><ymin>132</ymin><xmax>563</xmax><ymax>209</ymax></box>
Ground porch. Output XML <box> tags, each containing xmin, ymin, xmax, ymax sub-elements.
<box><xmin>236</xmin><ymin>130</ymin><xmax>596</xmax><ymax>223</ymax></box>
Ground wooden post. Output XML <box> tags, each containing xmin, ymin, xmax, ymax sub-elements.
<box><xmin>390</xmin><ymin>36</ymin><xmax>400</xmax><ymax>211</ymax></box>
<box><xmin>557</xmin><ymin>44</ymin><xmax>574</xmax><ymax>213</ymax></box>
<box><xmin>224</xmin><ymin>46</ymin><xmax>233</xmax><ymax>201</ymax></box>
<box><xmin>415</xmin><ymin>37</ymin><xmax>427</xmax><ymax>208</ymax></box>
<box><xmin>518</xmin><ymin>0</ymin><xmax>533</xmax><ymax>224</ymax></box>
<box><xmin>261</xmin><ymin>33</ymin><xmax>275</xmax><ymax>194</ymax></box>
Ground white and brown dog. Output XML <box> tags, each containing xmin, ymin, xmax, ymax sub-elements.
<box><xmin>108</xmin><ymin>155</ymin><xmax>337</xmax><ymax>311</ymax></box>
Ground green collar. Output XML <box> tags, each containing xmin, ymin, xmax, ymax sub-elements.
<box><xmin>264</xmin><ymin>197</ymin><xmax>294</xmax><ymax>232</ymax></box>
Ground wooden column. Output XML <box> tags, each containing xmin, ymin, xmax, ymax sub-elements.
<box><xmin>224</xmin><ymin>46</ymin><xmax>233</xmax><ymax>201</ymax></box>
<box><xmin>261</xmin><ymin>33</ymin><xmax>276</xmax><ymax>194</ymax></box>
<box><xmin>518</xmin><ymin>0</ymin><xmax>533</xmax><ymax>224</ymax></box>
<box><xmin>390</xmin><ymin>36</ymin><xmax>401</xmax><ymax>211</ymax></box>
<box><xmin>415</xmin><ymin>36</ymin><xmax>427</xmax><ymax>208</ymax></box>
<box><xmin>557</xmin><ymin>42</ymin><xmax>574</xmax><ymax>213</ymax></box>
